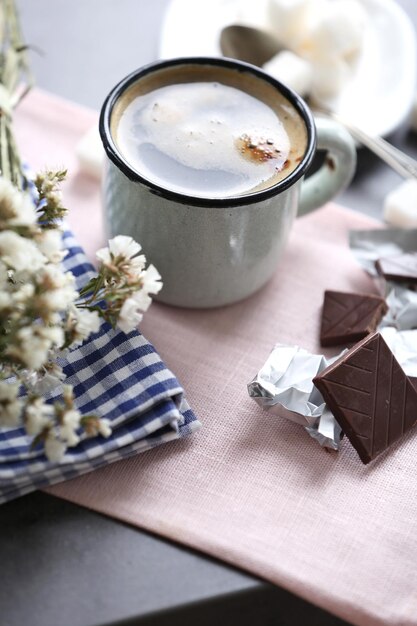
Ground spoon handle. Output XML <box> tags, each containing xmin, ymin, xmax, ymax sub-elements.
<box><xmin>315</xmin><ymin>108</ymin><xmax>417</xmax><ymax>180</ymax></box>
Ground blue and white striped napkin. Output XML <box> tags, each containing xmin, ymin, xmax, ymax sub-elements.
<box><xmin>0</xmin><ymin>230</ymin><xmax>201</xmax><ymax>504</ymax></box>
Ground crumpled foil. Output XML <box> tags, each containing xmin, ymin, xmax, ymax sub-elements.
<box><xmin>379</xmin><ymin>287</ymin><xmax>417</xmax><ymax>330</ymax></box>
<box><xmin>379</xmin><ymin>327</ymin><xmax>417</xmax><ymax>376</ymax></box>
<box><xmin>350</xmin><ymin>228</ymin><xmax>417</xmax><ymax>330</ymax></box>
<box><xmin>349</xmin><ymin>228</ymin><xmax>417</xmax><ymax>276</ymax></box>
<box><xmin>248</xmin><ymin>345</ymin><xmax>342</xmax><ymax>450</ymax></box>
<box><xmin>305</xmin><ymin>406</ymin><xmax>342</xmax><ymax>451</ymax></box>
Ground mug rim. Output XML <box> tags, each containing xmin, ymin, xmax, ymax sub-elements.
<box><xmin>99</xmin><ymin>56</ymin><xmax>317</xmax><ymax>208</ymax></box>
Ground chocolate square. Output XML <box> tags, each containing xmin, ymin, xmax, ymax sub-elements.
<box><xmin>313</xmin><ymin>332</ymin><xmax>417</xmax><ymax>464</ymax></box>
<box><xmin>376</xmin><ymin>253</ymin><xmax>417</xmax><ymax>284</ymax></box>
<box><xmin>320</xmin><ymin>290</ymin><xmax>388</xmax><ymax>347</ymax></box>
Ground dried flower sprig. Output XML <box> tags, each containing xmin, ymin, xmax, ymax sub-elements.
<box><xmin>79</xmin><ymin>236</ymin><xmax>162</xmax><ymax>332</ymax></box>
<box><xmin>0</xmin><ymin>0</ymin><xmax>33</xmax><ymax>188</ymax></box>
<box><xmin>34</xmin><ymin>169</ymin><xmax>67</xmax><ymax>227</ymax></box>
<box><xmin>0</xmin><ymin>0</ymin><xmax>162</xmax><ymax>462</ymax></box>
<box><xmin>0</xmin><ymin>168</ymin><xmax>162</xmax><ymax>461</ymax></box>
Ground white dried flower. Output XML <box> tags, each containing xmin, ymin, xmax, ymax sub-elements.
<box><xmin>36</xmin><ymin>229</ymin><xmax>67</xmax><ymax>263</ymax></box>
<box><xmin>8</xmin><ymin>325</ymin><xmax>64</xmax><ymax>370</ymax></box>
<box><xmin>48</xmin><ymin>190</ymin><xmax>62</xmax><ymax>206</ymax></box>
<box><xmin>114</xmin><ymin>264</ymin><xmax>162</xmax><ymax>333</ymax></box>
<box><xmin>0</xmin><ymin>291</ymin><xmax>12</xmax><ymax>310</ymax></box>
<box><xmin>0</xmin><ymin>7</ymin><xmax>4</xmax><ymax>43</ymax></box>
<box><xmin>0</xmin><ymin>381</ymin><xmax>22</xmax><ymax>427</ymax></box>
<box><xmin>24</xmin><ymin>397</ymin><xmax>53</xmax><ymax>436</ymax></box>
<box><xmin>25</xmin><ymin>361</ymin><xmax>65</xmax><ymax>396</ymax></box>
<box><xmin>140</xmin><ymin>264</ymin><xmax>163</xmax><ymax>296</ymax></box>
<box><xmin>108</xmin><ymin>235</ymin><xmax>142</xmax><ymax>260</ymax></box>
<box><xmin>131</xmin><ymin>290</ymin><xmax>152</xmax><ymax>313</ymax></box>
<box><xmin>44</xmin><ymin>433</ymin><xmax>67</xmax><ymax>462</ymax></box>
<box><xmin>0</xmin><ymin>230</ymin><xmax>46</xmax><ymax>272</ymax></box>
<box><xmin>96</xmin><ymin>235</ymin><xmax>146</xmax><ymax>282</ymax></box>
<box><xmin>62</xmin><ymin>384</ymin><xmax>74</xmax><ymax>404</ymax></box>
<box><xmin>38</xmin><ymin>264</ymin><xmax>75</xmax><ymax>291</ymax></box>
<box><xmin>60</xmin><ymin>409</ymin><xmax>81</xmax><ymax>446</ymax></box>
<box><xmin>13</xmin><ymin>282</ymin><xmax>35</xmax><ymax>304</ymax></box>
<box><xmin>12</xmin><ymin>192</ymin><xmax>39</xmax><ymax>227</ymax></box>
<box><xmin>36</xmin><ymin>266</ymin><xmax>78</xmax><ymax>312</ymax></box>
<box><xmin>73</xmin><ymin>308</ymin><xmax>101</xmax><ymax>341</ymax></box>
<box><xmin>30</xmin><ymin>371</ymin><xmax>62</xmax><ymax>395</ymax></box>
<box><xmin>0</xmin><ymin>259</ymin><xmax>8</xmax><ymax>282</ymax></box>
<box><xmin>62</xmin><ymin>408</ymin><xmax>80</xmax><ymax>429</ymax></box>
<box><xmin>98</xmin><ymin>418</ymin><xmax>112</xmax><ymax>438</ymax></box>
<box><xmin>83</xmin><ymin>416</ymin><xmax>112</xmax><ymax>439</ymax></box>
<box><xmin>117</xmin><ymin>297</ymin><xmax>144</xmax><ymax>333</ymax></box>
<box><xmin>0</xmin><ymin>177</ymin><xmax>37</xmax><ymax>226</ymax></box>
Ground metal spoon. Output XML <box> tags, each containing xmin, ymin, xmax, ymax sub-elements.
<box><xmin>220</xmin><ymin>24</ymin><xmax>283</xmax><ymax>66</ymax></box>
<box><xmin>220</xmin><ymin>24</ymin><xmax>417</xmax><ymax>180</ymax></box>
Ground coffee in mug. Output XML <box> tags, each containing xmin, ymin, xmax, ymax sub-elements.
<box><xmin>100</xmin><ymin>58</ymin><xmax>356</xmax><ymax>308</ymax></box>
<box><xmin>110</xmin><ymin>64</ymin><xmax>308</xmax><ymax>199</ymax></box>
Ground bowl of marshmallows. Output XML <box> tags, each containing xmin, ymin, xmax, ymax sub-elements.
<box><xmin>234</xmin><ymin>0</ymin><xmax>416</xmax><ymax>139</ymax></box>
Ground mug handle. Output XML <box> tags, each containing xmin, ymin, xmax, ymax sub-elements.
<box><xmin>298</xmin><ymin>117</ymin><xmax>357</xmax><ymax>216</ymax></box>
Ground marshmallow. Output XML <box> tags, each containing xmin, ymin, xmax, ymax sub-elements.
<box><xmin>300</xmin><ymin>0</ymin><xmax>367</xmax><ymax>65</ymax></box>
<box><xmin>263</xmin><ymin>50</ymin><xmax>313</xmax><ymax>97</ymax></box>
<box><xmin>384</xmin><ymin>179</ymin><xmax>417</xmax><ymax>228</ymax></box>
<box><xmin>267</xmin><ymin>0</ymin><xmax>316</xmax><ymax>48</ymax></box>
<box><xmin>311</xmin><ymin>58</ymin><xmax>350</xmax><ymax>101</ymax></box>
<box><xmin>266</xmin><ymin>0</ymin><xmax>368</xmax><ymax>103</ymax></box>
<box><xmin>76</xmin><ymin>124</ymin><xmax>104</xmax><ymax>180</ymax></box>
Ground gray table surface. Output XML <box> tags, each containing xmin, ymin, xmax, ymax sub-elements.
<box><xmin>1</xmin><ymin>2</ymin><xmax>417</xmax><ymax>625</ymax></box>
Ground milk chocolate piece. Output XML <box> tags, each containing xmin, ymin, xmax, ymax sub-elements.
<box><xmin>410</xmin><ymin>377</ymin><xmax>417</xmax><ymax>392</ymax></box>
<box><xmin>320</xmin><ymin>290</ymin><xmax>388</xmax><ymax>347</ymax></box>
<box><xmin>313</xmin><ymin>332</ymin><xmax>417</xmax><ymax>464</ymax></box>
<box><xmin>375</xmin><ymin>253</ymin><xmax>417</xmax><ymax>284</ymax></box>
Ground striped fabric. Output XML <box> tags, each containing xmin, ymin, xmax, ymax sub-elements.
<box><xmin>0</xmin><ymin>230</ymin><xmax>201</xmax><ymax>504</ymax></box>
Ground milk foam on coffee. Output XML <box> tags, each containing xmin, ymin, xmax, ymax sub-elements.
<box><xmin>113</xmin><ymin>69</ymin><xmax>307</xmax><ymax>198</ymax></box>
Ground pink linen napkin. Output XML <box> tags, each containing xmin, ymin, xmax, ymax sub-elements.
<box><xmin>15</xmin><ymin>89</ymin><xmax>417</xmax><ymax>626</ymax></box>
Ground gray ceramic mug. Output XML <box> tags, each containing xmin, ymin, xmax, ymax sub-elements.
<box><xmin>100</xmin><ymin>57</ymin><xmax>356</xmax><ymax>308</ymax></box>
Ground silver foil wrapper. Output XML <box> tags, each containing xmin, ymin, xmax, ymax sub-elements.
<box><xmin>305</xmin><ymin>407</ymin><xmax>342</xmax><ymax>451</ymax></box>
<box><xmin>349</xmin><ymin>228</ymin><xmax>417</xmax><ymax>276</ymax></box>
<box><xmin>379</xmin><ymin>287</ymin><xmax>417</xmax><ymax>330</ymax></box>
<box><xmin>248</xmin><ymin>345</ymin><xmax>342</xmax><ymax>450</ymax></box>
<box><xmin>379</xmin><ymin>327</ymin><xmax>417</xmax><ymax>376</ymax></box>
<box><xmin>350</xmin><ymin>228</ymin><xmax>417</xmax><ymax>330</ymax></box>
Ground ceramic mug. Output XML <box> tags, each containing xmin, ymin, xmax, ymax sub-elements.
<box><xmin>100</xmin><ymin>57</ymin><xmax>356</xmax><ymax>308</ymax></box>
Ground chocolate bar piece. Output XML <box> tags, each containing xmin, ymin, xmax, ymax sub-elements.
<box><xmin>313</xmin><ymin>332</ymin><xmax>417</xmax><ymax>464</ymax></box>
<box><xmin>320</xmin><ymin>290</ymin><xmax>388</xmax><ymax>347</ymax></box>
<box><xmin>410</xmin><ymin>377</ymin><xmax>417</xmax><ymax>392</ymax></box>
<box><xmin>376</xmin><ymin>253</ymin><xmax>417</xmax><ymax>284</ymax></box>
